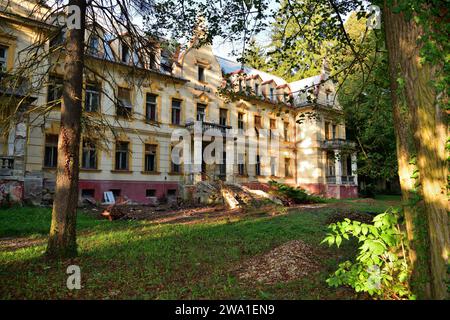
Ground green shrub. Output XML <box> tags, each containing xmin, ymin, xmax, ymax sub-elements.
<box><xmin>322</xmin><ymin>209</ymin><xmax>414</xmax><ymax>299</ymax></box>
<box><xmin>268</xmin><ymin>180</ymin><xmax>323</xmax><ymax>204</ymax></box>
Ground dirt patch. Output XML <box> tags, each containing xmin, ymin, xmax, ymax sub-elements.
<box><xmin>0</xmin><ymin>237</ymin><xmax>46</xmax><ymax>251</ymax></box>
<box><xmin>325</xmin><ymin>211</ymin><xmax>375</xmax><ymax>225</ymax></box>
<box><xmin>232</xmin><ymin>240</ymin><xmax>323</xmax><ymax>285</ymax></box>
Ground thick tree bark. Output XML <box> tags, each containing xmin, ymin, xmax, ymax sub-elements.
<box><xmin>46</xmin><ymin>0</ymin><xmax>86</xmax><ymax>259</ymax></box>
<box><xmin>384</xmin><ymin>1</ymin><xmax>449</xmax><ymax>299</ymax></box>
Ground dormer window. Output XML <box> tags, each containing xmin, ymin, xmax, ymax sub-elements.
<box><xmin>87</xmin><ymin>35</ymin><xmax>99</xmax><ymax>56</ymax></box>
<box><xmin>239</xmin><ymin>79</ymin><xmax>243</xmax><ymax>92</ymax></box>
<box><xmin>270</xmin><ymin>88</ymin><xmax>274</xmax><ymax>101</ymax></box>
<box><xmin>0</xmin><ymin>46</ymin><xmax>7</xmax><ymax>72</ymax></box>
<box><xmin>198</xmin><ymin>66</ymin><xmax>205</xmax><ymax>82</ymax></box>
<box><xmin>121</xmin><ymin>41</ymin><xmax>130</xmax><ymax>63</ymax></box>
<box><xmin>254</xmin><ymin>83</ymin><xmax>259</xmax><ymax>96</ymax></box>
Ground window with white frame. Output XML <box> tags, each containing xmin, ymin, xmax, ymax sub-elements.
<box><xmin>85</xmin><ymin>83</ymin><xmax>100</xmax><ymax>112</ymax></box>
<box><xmin>81</xmin><ymin>139</ymin><xmax>97</xmax><ymax>169</ymax></box>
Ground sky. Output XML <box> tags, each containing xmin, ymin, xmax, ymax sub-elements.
<box><xmin>212</xmin><ymin>0</ymin><xmax>280</xmax><ymax>62</ymax></box>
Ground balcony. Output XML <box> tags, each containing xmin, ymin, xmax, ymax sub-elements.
<box><xmin>185</xmin><ymin>121</ymin><xmax>232</xmax><ymax>135</ymax></box>
<box><xmin>326</xmin><ymin>175</ymin><xmax>356</xmax><ymax>185</ymax></box>
<box><xmin>0</xmin><ymin>72</ymin><xmax>33</xmax><ymax>98</ymax></box>
<box><xmin>0</xmin><ymin>156</ymin><xmax>14</xmax><ymax>176</ymax></box>
<box><xmin>342</xmin><ymin>176</ymin><xmax>356</xmax><ymax>185</ymax></box>
<box><xmin>321</xmin><ymin>138</ymin><xmax>356</xmax><ymax>150</ymax></box>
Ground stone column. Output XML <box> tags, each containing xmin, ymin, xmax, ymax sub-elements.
<box><xmin>193</xmin><ymin>122</ymin><xmax>203</xmax><ymax>183</ymax></box>
<box><xmin>225</xmin><ymin>130</ymin><xmax>235</xmax><ymax>183</ymax></box>
<box><xmin>351</xmin><ymin>153</ymin><xmax>358</xmax><ymax>185</ymax></box>
<box><xmin>334</xmin><ymin>150</ymin><xmax>342</xmax><ymax>185</ymax></box>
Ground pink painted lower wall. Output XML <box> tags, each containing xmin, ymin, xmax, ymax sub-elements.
<box><xmin>78</xmin><ymin>180</ymin><xmax>179</xmax><ymax>204</ymax></box>
<box><xmin>244</xmin><ymin>181</ymin><xmax>358</xmax><ymax>199</ymax></box>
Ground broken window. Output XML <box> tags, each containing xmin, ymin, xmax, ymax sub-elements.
<box><xmin>171</xmin><ymin>99</ymin><xmax>181</xmax><ymax>125</ymax></box>
<box><xmin>144</xmin><ymin>144</ymin><xmax>157</xmax><ymax>172</ymax></box>
<box><xmin>117</xmin><ymin>87</ymin><xmax>132</xmax><ymax>117</ymax></box>
<box><xmin>115</xmin><ymin>141</ymin><xmax>129</xmax><ymax>170</ymax></box>
<box><xmin>81</xmin><ymin>140</ymin><xmax>97</xmax><ymax>169</ymax></box>
<box><xmin>145</xmin><ymin>93</ymin><xmax>157</xmax><ymax>121</ymax></box>
<box><xmin>44</xmin><ymin>134</ymin><xmax>58</xmax><ymax>168</ymax></box>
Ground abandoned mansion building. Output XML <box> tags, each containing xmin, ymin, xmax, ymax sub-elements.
<box><xmin>0</xmin><ymin>1</ymin><xmax>358</xmax><ymax>205</ymax></box>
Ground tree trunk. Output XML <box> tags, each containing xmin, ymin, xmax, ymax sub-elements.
<box><xmin>384</xmin><ymin>1</ymin><xmax>449</xmax><ymax>299</ymax></box>
<box><xmin>46</xmin><ymin>0</ymin><xmax>86</xmax><ymax>259</ymax></box>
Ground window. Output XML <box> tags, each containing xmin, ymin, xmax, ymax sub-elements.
<box><xmin>110</xmin><ymin>189</ymin><xmax>121</xmax><ymax>198</ymax></box>
<box><xmin>270</xmin><ymin>119</ymin><xmax>276</xmax><ymax>129</ymax></box>
<box><xmin>238</xmin><ymin>113</ymin><xmax>244</xmax><ymax>130</ymax></box>
<box><xmin>167</xmin><ymin>189</ymin><xmax>177</xmax><ymax>196</ymax></box>
<box><xmin>47</xmin><ymin>75</ymin><xmax>63</xmax><ymax>106</ymax></box>
<box><xmin>284</xmin><ymin>122</ymin><xmax>289</xmax><ymax>141</ymax></box>
<box><xmin>238</xmin><ymin>153</ymin><xmax>245</xmax><ymax>175</ymax></box>
<box><xmin>285</xmin><ymin>158</ymin><xmax>292</xmax><ymax>177</ymax></box>
<box><xmin>219</xmin><ymin>108</ymin><xmax>227</xmax><ymax>126</ymax></box>
<box><xmin>49</xmin><ymin>30</ymin><xmax>65</xmax><ymax>48</ymax></box>
<box><xmin>85</xmin><ymin>83</ymin><xmax>100</xmax><ymax>112</ymax></box>
<box><xmin>171</xmin><ymin>145</ymin><xmax>181</xmax><ymax>173</ymax></box>
<box><xmin>198</xmin><ymin>66</ymin><xmax>205</xmax><ymax>82</ymax></box>
<box><xmin>87</xmin><ymin>35</ymin><xmax>99</xmax><ymax>56</ymax></box>
<box><xmin>121</xmin><ymin>41</ymin><xmax>130</xmax><ymax>63</ymax></box>
<box><xmin>238</xmin><ymin>79</ymin><xmax>243</xmax><ymax>92</ymax></box>
<box><xmin>146</xmin><ymin>189</ymin><xmax>156</xmax><ymax>197</ymax></box>
<box><xmin>255</xmin><ymin>155</ymin><xmax>261</xmax><ymax>176</ymax></box>
<box><xmin>197</xmin><ymin>103</ymin><xmax>206</xmax><ymax>122</ymax></box>
<box><xmin>332</xmin><ymin>124</ymin><xmax>337</xmax><ymax>139</ymax></box>
<box><xmin>145</xmin><ymin>93</ymin><xmax>157</xmax><ymax>121</ymax></box>
<box><xmin>44</xmin><ymin>134</ymin><xmax>58</xmax><ymax>168</ymax></box>
<box><xmin>115</xmin><ymin>141</ymin><xmax>129</xmax><ymax>170</ymax></box>
<box><xmin>81</xmin><ymin>139</ymin><xmax>97</xmax><ymax>169</ymax></box>
<box><xmin>117</xmin><ymin>87</ymin><xmax>132</xmax><ymax>117</ymax></box>
<box><xmin>325</xmin><ymin>121</ymin><xmax>331</xmax><ymax>140</ymax></box>
<box><xmin>81</xmin><ymin>189</ymin><xmax>95</xmax><ymax>198</ymax></box>
<box><xmin>254</xmin><ymin>115</ymin><xmax>262</xmax><ymax>129</ymax></box>
<box><xmin>0</xmin><ymin>46</ymin><xmax>7</xmax><ymax>72</ymax></box>
<box><xmin>284</xmin><ymin>93</ymin><xmax>289</xmax><ymax>103</ymax></box>
<box><xmin>270</xmin><ymin>156</ymin><xmax>277</xmax><ymax>176</ymax></box>
<box><xmin>171</xmin><ymin>99</ymin><xmax>182</xmax><ymax>125</ymax></box>
<box><xmin>254</xmin><ymin>83</ymin><xmax>259</xmax><ymax>96</ymax></box>
<box><xmin>269</xmin><ymin>87</ymin><xmax>274</xmax><ymax>101</ymax></box>
<box><xmin>144</xmin><ymin>144</ymin><xmax>157</xmax><ymax>172</ymax></box>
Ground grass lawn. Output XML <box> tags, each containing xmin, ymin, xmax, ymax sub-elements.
<box><xmin>0</xmin><ymin>198</ymin><xmax>400</xmax><ymax>299</ymax></box>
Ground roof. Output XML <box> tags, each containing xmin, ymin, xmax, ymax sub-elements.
<box><xmin>215</xmin><ymin>55</ymin><xmax>324</xmax><ymax>99</ymax></box>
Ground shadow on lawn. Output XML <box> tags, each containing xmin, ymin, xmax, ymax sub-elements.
<box><xmin>0</xmin><ymin>208</ymin><xmax>359</xmax><ymax>299</ymax></box>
